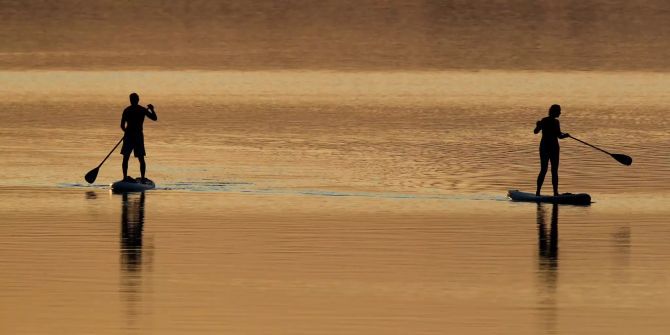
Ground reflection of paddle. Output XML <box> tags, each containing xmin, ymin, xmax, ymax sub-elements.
<box><xmin>569</xmin><ymin>135</ymin><xmax>632</xmax><ymax>166</ymax></box>
<box><xmin>85</xmin><ymin>137</ymin><xmax>124</xmax><ymax>183</ymax></box>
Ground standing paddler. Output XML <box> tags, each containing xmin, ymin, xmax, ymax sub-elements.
<box><xmin>120</xmin><ymin>93</ymin><xmax>158</xmax><ymax>183</ymax></box>
<box><xmin>534</xmin><ymin>104</ymin><xmax>569</xmax><ymax>196</ymax></box>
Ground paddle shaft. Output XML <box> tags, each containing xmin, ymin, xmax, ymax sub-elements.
<box><xmin>568</xmin><ymin>135</ymin><xmax>611</xmax><ymax>155</ymax></box>
<box><xmin>96</xmin><ymin>137</ymin><xmax>124</xmax><ymax>168</ymax></box>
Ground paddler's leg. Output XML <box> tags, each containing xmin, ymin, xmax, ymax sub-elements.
<box><xmin>122</xmin><ymin>153</ymin><xmax>131</xmax><ymax>179</ymax></box>
<box><xmin>549</xmin><ymin>150</ymin><xmax>559</xmax><ymax>196</ymax></box>
<box><xmin>136</xmin><ymin>134</ymin><xmax>147</xmax><ymax>182</ymax></box>
<box><xmin>536</xmin><ymin>149</ymin><xmax>549</xmax><ymax>196</ymax></box>
<box><xmin>138</xmin><ymin>156</ymin><xmax>146</xmax><ymax>181</ymax></box>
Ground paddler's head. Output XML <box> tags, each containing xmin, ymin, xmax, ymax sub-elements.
<box><xmin>129</xmin><ymin>93</ymin><xmax>140</xmax><ymax>106</ymax></box>
<box><xmin>549</xmin><ymin>104</ymin><xmax>561</xmax><ymax>118</ymax></box>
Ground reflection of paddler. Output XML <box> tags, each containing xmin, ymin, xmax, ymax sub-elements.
<box><xmin>534</xmin><ymin>104</ymin><xmax>570</xmax><ymax>196</ymax></box>
<box><xmin>121</xmin><ymin>192</ymin><xmax>145</xmax><ymax>271</ymax></box>
<box><xmin>536</xmin><ymin>203</ymin><xmax>559</xmax><ymax>335</ymax></box>
<box><xmin>537</xmin><ymin>204</ymin><xmax>558</xmax><ymax>260</ymax></box>
<box><xmin>119</xmin><ymin>192</ymin><xmax>149</xmax><ymax>329</ymax></box>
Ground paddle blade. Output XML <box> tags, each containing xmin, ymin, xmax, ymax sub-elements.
<box><xmin>612</xmin><ymin>154</ymin><xmax>633</xmax><ymax>166</ymax></box>
<box><xmin>85</xmin><ymin>167</ymin><xmax>99</xmax><ymax>184</ymax></box>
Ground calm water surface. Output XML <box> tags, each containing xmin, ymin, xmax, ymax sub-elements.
<box><xmin>1</xmin><ymin>189</ymin><xmax>669</xmax><ymax>334</ymax></box>
<box><xmin>1</xmin><ymin>70</ymin><xmax>669</xmax><ymax>334</ymax></box>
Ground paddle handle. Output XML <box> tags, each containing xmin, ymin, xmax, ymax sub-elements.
<box><xmin>568</xmin><ymin>135</ymin><xmax>611</xmax><ymax>155</ymax></box>
<box><xmin>97</xmin><ymin>137</ymin><xmax>124</xmax><ymax>168</ymax></box>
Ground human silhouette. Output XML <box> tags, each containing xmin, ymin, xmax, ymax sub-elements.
<box><xmin>534</xmin><ymin>104</ymin><xmax>569</xmax><ymax>196</ymax></box>
<box><xmin>121</xmin><ymin>93</ymin><xmax>158</xmax><ymax>182</ymax></box>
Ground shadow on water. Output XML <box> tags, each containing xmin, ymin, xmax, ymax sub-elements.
<box><xmin>119</xmin><ymin>191</ymin><xmax>152</xmax><ymax>330</ymax></box>
<box><xmin>537</xmin><ymin>203</ymin><xmax>559</xmax><ymax>334</ymax></box>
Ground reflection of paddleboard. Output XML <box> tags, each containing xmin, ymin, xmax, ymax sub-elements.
<box><xmin>111</xmin><ymin>177</ymin><xmax>155</xmax><ymax>193</ymax></box>
<box><xmin>507</xmin><ymin>189</ymin><xmax>591</xmax><ymax>205</ymax></box>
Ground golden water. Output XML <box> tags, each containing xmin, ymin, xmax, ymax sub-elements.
<box><xmin>1</xmin><ymin>70</ymin><xmax>670</xmax><ymax>334</ymax></box>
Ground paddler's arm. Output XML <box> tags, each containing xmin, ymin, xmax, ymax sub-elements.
<box><xmin>557</xmin><ymin>120</ymin><xmax>569</xmax><ymax>139</ymax></box>
<box><xmin>120</xmin><ymin>112</ymin><xmax>127</xmax><ymax>131</ymax></box>
<box><xmin>146</xmin><ymin>104</ymin><xmax>158</xmax><ymax>121</ymax></box>
<box><xmin>534</xmin><ymin>120</ymin><xmax>542</xmax><ymax>134</ymax></box>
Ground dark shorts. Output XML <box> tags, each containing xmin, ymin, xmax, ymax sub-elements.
<box><xmin>121</xmin><ymin>133</ymin><xmax>146</xmax><ymax>157</ymax></box>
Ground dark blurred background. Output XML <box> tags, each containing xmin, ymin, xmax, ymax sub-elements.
<box><xmin>1</xmin><ymin>0</ymin><xmax>669</xmax><ymax>70</ymax></box>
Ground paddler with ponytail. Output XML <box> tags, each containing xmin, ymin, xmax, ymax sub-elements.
<box><xmin>534</xmin><ymin>104</ymin><xmax>570</xmax><ymax>196</ymax></box>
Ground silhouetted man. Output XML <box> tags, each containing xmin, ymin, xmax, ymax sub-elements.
<box><xmin>534</xmin><ymin>104</ymin><xmax>569</xmax><ymax>196</ymax></box>
<box><xmin>121</xmin><ymin>93</ymin><xmax>157</xmax><ymax>182</ymax></box>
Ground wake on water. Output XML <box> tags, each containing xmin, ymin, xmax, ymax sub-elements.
<box><xmin>58</xmin><ymin>181</ymin><xmax>506</xmax><ymax>201</ymax></box>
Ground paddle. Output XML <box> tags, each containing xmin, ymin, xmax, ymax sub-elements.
<box><xmin>84</xmin><ymin>137</ymin><xmax>124</xmax><ymax>184</ymax></box>
<box><xmin>568</xmin><ymin>135</ymin><xmax>632</xmax><ymax>166</ymax></box>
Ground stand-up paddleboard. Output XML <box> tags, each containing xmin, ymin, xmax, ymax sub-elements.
<box><xmin>111</xmin><ymin>177</ymin><xmax>155</xmax><ymax>193</ymax></box>
<box><xmin>508</xmin><ymin>190</ymin><xmax>591</xmax><ymax>205</ymax></box>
